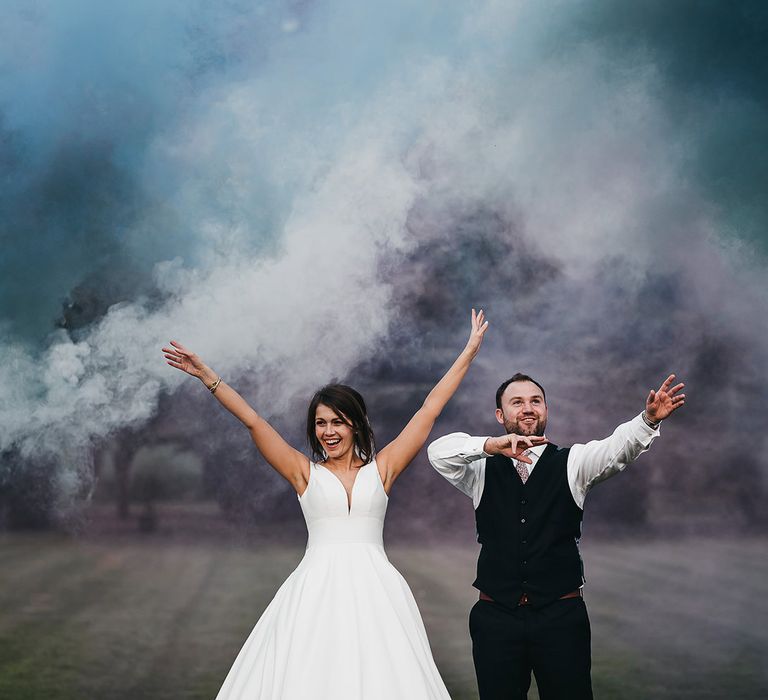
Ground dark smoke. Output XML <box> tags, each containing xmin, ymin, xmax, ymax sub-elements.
<box><xmin>0</xmin><ymin>1</ymin><xmax>766</xmax><ymax>534</ymax></box>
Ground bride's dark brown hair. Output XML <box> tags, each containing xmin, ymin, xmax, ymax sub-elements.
<box><xmin>306</xmin><ymin>384</ymin><xmax>375</xmax><ymax>464</ymax></box>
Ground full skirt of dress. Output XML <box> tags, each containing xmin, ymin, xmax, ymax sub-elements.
<box><xmin>215</xmin><ymin>542</ymin><xmax>450</xmax><ymax>700</ymax></box>
<box><xmin>215</xmin><ymin>460</ymin><xmax>451</xmax><ymax>699</ymax></box>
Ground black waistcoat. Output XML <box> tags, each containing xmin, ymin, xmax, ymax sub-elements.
<box><xmin>474</xmin><ymin>443</ymin><xmax>584</xmax><ymax>608</ymax></box>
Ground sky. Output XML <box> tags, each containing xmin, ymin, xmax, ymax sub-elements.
<box><xmin>1</xmin><ymin>0</ymin><xmax>766</xmax><ymax>528</ymax></box>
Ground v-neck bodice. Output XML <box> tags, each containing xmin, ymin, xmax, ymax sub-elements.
<box><xmin>316</xmin><ymin>463</ymin><xmax>362</xmax><ymax>512</ymax></box>
<box><xmin>297</xmin><ymin>460</ymin><xmax>388</xmax><ymax>548</ymax></box>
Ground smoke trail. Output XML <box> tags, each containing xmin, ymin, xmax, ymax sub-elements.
<box><xmin>1</xmin><ymin>1</ymin><xmax>766</xmax><ymax>524</ymax></box>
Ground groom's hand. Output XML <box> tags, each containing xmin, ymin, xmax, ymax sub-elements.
<box><xmin>483</xmin><ymin>435</ymin><xmax>549</xmax><ymax>463</ymax></box>
<box><xmin>645</xmin><ymin>374</ymin><xmax>686</xmax><ymax>424</ymax></box>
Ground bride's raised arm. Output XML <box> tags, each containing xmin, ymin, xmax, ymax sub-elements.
<box><xmin>376</xmin><ymin>309</ymin><xmax>488</xmax><ymax>491</ymax></box>
<box><xmin>162</xmin><ymin>340</ymin><xmax>310</xmax><ymax>493</ymax></box>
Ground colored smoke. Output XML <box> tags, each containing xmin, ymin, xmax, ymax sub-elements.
<box><xmin>1</xmin><ymin>1</ymin><xmax>766</xmax><ymax>527</ymax></box>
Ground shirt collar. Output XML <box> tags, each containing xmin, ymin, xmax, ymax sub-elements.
<box><xmin>525</xmin><ymin>441</ymin><xmax>549</xmax><ymax>458</ymax></box>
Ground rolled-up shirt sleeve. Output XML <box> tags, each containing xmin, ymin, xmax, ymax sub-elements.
<box><xmin>568</xmin><ymin>413</ymin><xmax>661</xmax><ymax>509</ymax></box>
<box><xmin>427</xmin><ymin>433</ymin><xmax>490</xmax><ymax>508</ymax></box>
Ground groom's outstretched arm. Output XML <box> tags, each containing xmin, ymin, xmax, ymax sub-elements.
<box><xmin>568</xmin><ymin>415</ymin><xmax>660</xmax><ymax>508</ymax></box>
<box><xmin>569</xmin><ymin>373</ymin><xmax>685</xmax><ymax>508</ymax></box>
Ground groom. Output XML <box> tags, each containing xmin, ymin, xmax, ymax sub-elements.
<box><xmin>428</xmin><ymin>373</ymin><xmax>685</xmax><ymax>700</ymax></box>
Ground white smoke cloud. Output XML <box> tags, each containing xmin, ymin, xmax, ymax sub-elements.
<box><xmin>1</xmin><ymin>0</ymin><xmax>766</xmax><ymax>512</ymax></box>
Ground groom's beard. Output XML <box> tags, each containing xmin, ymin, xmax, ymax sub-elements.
<box><xmin>504</xmin><ymin>416</ymin><xmax>547</xmax><ymax>437</ymax></box>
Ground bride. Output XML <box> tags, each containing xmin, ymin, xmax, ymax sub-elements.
<box><xmin>162</xmin><ymin>310</ymin><xmax>489</xmax><ymax>699</ymax></box>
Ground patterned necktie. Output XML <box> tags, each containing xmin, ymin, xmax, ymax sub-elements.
<box><xmin>515</xmin><ymin>450</ymin><xmax>531</xmax><ymax>484</ymax></box>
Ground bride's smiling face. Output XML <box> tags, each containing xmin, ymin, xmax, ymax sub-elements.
<box><xmin>314</xmin><ymin>404</ymin><xmax>355</xmax><ymax>459</ymax></box>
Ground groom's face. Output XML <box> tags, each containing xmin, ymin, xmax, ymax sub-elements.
<box><xmin>496</xmin><ymin>380</ymin><xmax>548</xmax><ymax>437</ymax></box>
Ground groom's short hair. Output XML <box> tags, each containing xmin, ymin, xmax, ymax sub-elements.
<box><xmin>495</xmin><ymin>373</ymin><xmax>547</xmax><ymax>409</ymax></box>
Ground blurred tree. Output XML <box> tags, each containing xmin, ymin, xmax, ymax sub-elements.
<box><xmin>0</xmin><ymin>448</ymin><xmax>56</xmax><ymax>530</ymax></box>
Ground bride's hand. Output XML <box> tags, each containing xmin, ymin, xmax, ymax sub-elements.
<box><xmin>162</xmin><ymin>340</ymin><xmax>211</xmax><ymax>381</ymax></box>
<box><xmin>464</xmin><ymin>308</ymin><xmax>489</xmax><ymax>357</ymax></box>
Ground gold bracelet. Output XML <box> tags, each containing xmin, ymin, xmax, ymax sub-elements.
<box><xmin>209</xmin><ymin>377</ymin><xmax>222</xmax><ymax>394</ymax></box>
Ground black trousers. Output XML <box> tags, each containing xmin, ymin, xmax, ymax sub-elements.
<box><xmin>469</xmin><ymin>597</ymin><xmax>593</xmax><ymax>700</ymax></box>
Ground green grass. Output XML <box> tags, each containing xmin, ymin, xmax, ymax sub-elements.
<box><xmin>1</xmin><ymin>533</ymin><xmax>766</xmax><ymax>699</ymax></box>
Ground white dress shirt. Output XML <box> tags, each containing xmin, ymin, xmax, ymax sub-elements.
<box><xmin>427</xmin><ymin>413</ymin><xmax>660</xmax><ymax>509</ymax></box>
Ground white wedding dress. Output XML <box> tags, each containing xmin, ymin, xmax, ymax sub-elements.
<box><xmin>215</xmin><ymin>460</ymin><xmax>451</xmax><ymax>700</ymax></box>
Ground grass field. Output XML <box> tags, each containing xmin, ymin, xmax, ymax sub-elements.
<box><xmin>1</xmin><ymin>532</ymin><xmax>766</xmax><ymax>699</ymax></box>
